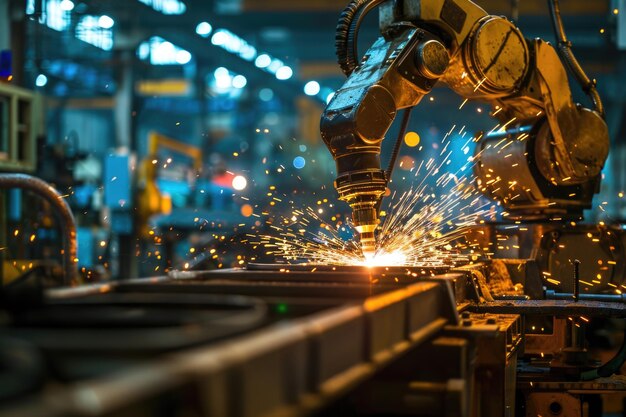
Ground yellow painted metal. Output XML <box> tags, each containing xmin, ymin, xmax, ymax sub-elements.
<box><xmin>135</xmin><ymin>79</ymin><xmax>191</xmax><ymax>97</ymax></box>
<box><xmin>137</xmin><ymin>132</ymin><xmax>202</xmax><ymax>238</ymax></box>
<box><xmin>2</xmin><ymin>260</ymin><xmax>43</xmax><ymax>284</ymax></box>
<box><xmin>148</xmin><ymin>131</ymin><xmax>202</xmax><ymax>170</ymax></box>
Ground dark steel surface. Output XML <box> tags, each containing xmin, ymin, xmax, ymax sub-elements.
<box><xmin>170</xmin><ymin>264</ymin><xmax>452</xmax><ymax>285</ymax></box>
<box><xmin>247</xmin><ymin>262</ymin><xmax>451</xmax><ymax>273</ymax></box>
<box><xmin>469</xmin><ymin>299</ymin><xmax>626</xmax><ymax>317</ymax></box>
<box><xmin>1</xmin><ymin>269</ymin><xmax>459</xmax><ymax>417</ymax></box>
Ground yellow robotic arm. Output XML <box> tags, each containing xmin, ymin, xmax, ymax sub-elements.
<box><xmin>320</xmin><ymin>0</ymin><xmax>609</xmax><ymax>257</ymax></box>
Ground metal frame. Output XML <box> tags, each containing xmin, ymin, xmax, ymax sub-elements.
<box><xmin>0</xmin><ymin>82</ymin><xmax>40</xmax><ymax>172</ymax></box>
<box><xmin>4</xmin><ymin>271</ymin><xmax>463</xmax><ymax>417</ymax></box>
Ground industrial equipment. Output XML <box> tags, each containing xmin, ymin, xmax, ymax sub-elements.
<box><xmin>320</xmin><ymin>0</ymin><xmax>609</xmax><ymax>257</ymax></box>
<box><xmin>3</xmin><ymin>1</ymin><xmax>626</xmax><ymax>416</ymax></box>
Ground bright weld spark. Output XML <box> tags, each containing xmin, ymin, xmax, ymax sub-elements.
<box><xmin>258</xmin><ymin>136</ymin><xmax>493</xmax><ymax>268</ymax></box>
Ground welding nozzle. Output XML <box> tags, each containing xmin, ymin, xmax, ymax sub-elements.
<box><xmin>357</xmin><ymin>229</ymin><xmax>377</xmax><ymax>258</ymax></box>
<box><xmin>334</xmin><ymin>169</ymin><xmax>386</xmax><ymax>258</ymax></box>
<box><xmin>352</xmin><ymin>205</ymin><xmax>379</xmax><ymax>258</ymax></box>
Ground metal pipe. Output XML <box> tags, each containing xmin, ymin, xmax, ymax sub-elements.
<box><xmin>0</xmin><ymin>174</ymin><xmax>78</xmax><ymax>285</ymax></box>
<box><xmin>545</xmin><ymin>290</ymin><xmax>626</xmax><ymax>303</ymax></box>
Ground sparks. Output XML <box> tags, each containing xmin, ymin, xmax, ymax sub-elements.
<box><xmin>255</xmin><ymin>133</ymin><xmax>493</xmax><ymax>268</ymax></box>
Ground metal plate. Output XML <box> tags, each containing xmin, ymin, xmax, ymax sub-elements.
<box><xmin>469</xmin><ymin>299</ymin><xmax>626</xmax><ymax>318</ymax></box>
<box><xmin>170</xmin><ymin>263</ymin><xmax>453</xmax><ymax>284</ymax></box>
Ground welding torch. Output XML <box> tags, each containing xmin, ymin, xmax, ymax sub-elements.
<box><xmin>320</xmin><ymin>23</ymin><xmax>450</xmax><ymax>258</ymax></box>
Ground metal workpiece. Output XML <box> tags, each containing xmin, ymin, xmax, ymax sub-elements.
<box><xmin>0</xmin><ymin>174</ymin><xmax>78</xmax><ymax>285</ymax></box>
<box><xmin>469</xmin><ymin>313</ymin><xmax>522</xmax><ymax>417</ymax></box>
<box><xmin>338</xmin><ymin>311</ymin><xmax>522</xmax><ymax>417</ymax></box>
<box><xmin>349</xmin><ymin>336</ymin><xmax>475</xmax><ymax>416</ymax></box>
<box><xmin>2</xmin><ymin>268</ymin><xmax>464</xmax><ymax>417</ymax></box>
<box><xmin>468</xmin><ymin>299</ymin><xmax>626</xmax><ymax>318</ymax></box>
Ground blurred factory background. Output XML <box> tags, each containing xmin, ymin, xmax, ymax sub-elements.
<box><xmin>1</xmin><ymin>0</ymin><xmax>626</xmax><ymax>282</ymax></box>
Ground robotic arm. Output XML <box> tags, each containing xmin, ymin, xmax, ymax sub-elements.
<box><xmin>320</xmin><ymin>0</ymin><xmax>609</xmax><ymax>258</ymax></box>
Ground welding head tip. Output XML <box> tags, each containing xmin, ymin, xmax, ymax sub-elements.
<box><xmin>359</xmin><ymin>231</ymin><xmax>376</xmax><ymax>259</ymax></box>
<box><xmin>362</xmin><ymin>247</ymin><xmax>376</xmax><ymax>260</ymax></box>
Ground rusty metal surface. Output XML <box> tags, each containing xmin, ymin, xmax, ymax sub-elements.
<box><xmin>468</xmin><ymin>299</ymin><xmax>626</xmax><ymax>317</ymax></box>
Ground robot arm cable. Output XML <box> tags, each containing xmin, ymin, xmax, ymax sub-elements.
<box><xmin>385</xmin><ymin>108</ymin><xmax>413</xmax><ymax>184</ymax></box>
<box><xmin>336</xmin><ymin>0</ymin><xmax>388</xmax><ymax>76</ymax></box>
<box><xmin>373</xmin><ymin>107</ymin><xmax>413</xmax><ymax>214</ymax></box>
<box><xmin>547</xmin><ymin>0</ymin><xmax>605</xmax><ymax>117</ymax></box>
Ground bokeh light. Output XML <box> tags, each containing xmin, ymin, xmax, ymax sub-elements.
<box><xmin>404</xmin><ymin>131</ymin><xmax>420</xmax><ymax>147</ymax></box>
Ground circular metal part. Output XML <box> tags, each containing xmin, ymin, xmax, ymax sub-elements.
<box><xmin>467</xmin><ymin>16</ymin><xmax>529</xmax><ymax>94</ymax></box>
<box><xmin>335</xmin><ymin>169</ymin><xmax>387</xmax><ymax>203</ymax></box>
<box><xmin>473</xmin><ymin>125</ymin><xmax>547</xmax><ymax>212</ymax></box>
<box><xmin>534</xmin><ymin>108</ymin><xmax>609</xmax><ymax>184</ymax></box>
<box><xmin>355</xmin><ymin>84</ymin><xmax>397</xmax><ymax>144</ymax></box>
<box><xmin>415</xmin><ymin>40</ymin><xmax>450</xmax><ymax>79</ymax></box>
<box><xmin>352</xmin><ymin>209</ymin><xmax>379</xmax><ymax>231</ymax></box>
<box><xmin>335</xmin><ymin>169</ymin><xmax>385</xmax><ymax>257</ymax></box>
<box><xmin>352</xmin><ymin>205</ymin><xmax>379</xmax><ymax>257</ymax></box>
<box><xmin>549</xmin><ymin>401</ymin><xmax>563</xmax><ymax>415</ymax></box>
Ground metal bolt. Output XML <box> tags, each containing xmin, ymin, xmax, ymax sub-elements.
<box><xmin>573</xmin><ymin>259</ymin><xmax>580</xmax><ymax>302</ymax></box>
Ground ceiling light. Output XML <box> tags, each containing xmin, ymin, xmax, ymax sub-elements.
<box><xmin>35</xmin><ymin>74</ymin><xmax>48</xmax><ymax>87</ymax></box>
<box><xmin>275</xmin><ymin>66</ymin><xmax>293</xmax><ymax>80</ymax></box>
<box><xmin>268</xmin><ymin>59</ymin><xmax>283</xmax><ymax>73</ymax></box>
<box><xmin>195</xmin><ymin>22</ymin><xmax>212</xmax><ymax>37</ymax></box>
<box><xmin>232</xmin><ymin>75</ymin><xmax>247</xmax><ymax>89</ymax></box>
<box><xmin>60</xmin><ymin>0</ymin><xmax>75</xmax><ymax>11</ymax></box>
<box><xmin>255</xmin><ymin>54</ymin><xmax>271</xmax><ymax>68</ymax></box>
<box><xmin>211</xmin><ymin>30</ymin><xmax>229</xmax><ymax>46</ymax></box>
<box><xmin>304</xmin><ymin>81</ymin><xmax>320</xmax><ymax>96</ymax></box>
<box><xmin>239</xmin><ymin>45</ymin><xmax>257</xmax><ymax>61</ymax></box>
<box><xmin>98</xmin><ymin>15</ymin><xmax>114</xmax><ymax>29</ymax></box>
<box><xmin>175</xmin><ymin>50</ymin><xmax>192</xmax><ymax>64</ymax></box>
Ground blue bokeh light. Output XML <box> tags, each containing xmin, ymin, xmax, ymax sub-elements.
<box><xmin>293</xmin><ymin>156</ymin><xmax>306</xmax><ymax>169</ymax></box>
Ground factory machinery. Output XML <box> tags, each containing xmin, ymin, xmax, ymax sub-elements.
<box><xmin>2</xmin><ymin>0</ymin><xmax>626</xmax><ymax>416</ymax></box>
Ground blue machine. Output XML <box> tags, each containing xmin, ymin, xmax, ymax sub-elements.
<box><xmin>103</xmin><ymin>154</ymin><xmax>133</xmax><ymax>234</ymax></box>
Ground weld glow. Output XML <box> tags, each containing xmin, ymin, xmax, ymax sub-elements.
<box><xmin>254</xmin><ymin>124</ymin><xmax>494</xmax><ymax>268</ymax></box>
<box><xmin>360</xmin><ymin>250</ymin><xmax>407</xmax><ymax>267</ymax></box>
